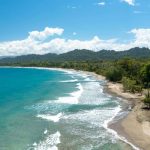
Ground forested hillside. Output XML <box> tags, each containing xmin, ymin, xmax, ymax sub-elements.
<box><xmin>0</xmin><ymin>47</ymin><xmax>150</xmax><ymax>64</ymax></box>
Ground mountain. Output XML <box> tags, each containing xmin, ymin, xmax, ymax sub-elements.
<box><xmin>0</xmin><ymin>47</ymin><xmax>150</xmax><ymax>65</ymax></box>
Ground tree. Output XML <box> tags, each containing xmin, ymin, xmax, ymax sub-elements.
<box><xmin>106</xmin><ymin>67</ymin><xmax>123</xmax><ymax>82</ymax></box>
<box><xmin>122</xmin><ymin>77</ymin><xmax>142</xmax><ymax>93</ymax></box>
<box><xmin>118</xmin><ymin>58</ymin><xmax>141</xmax><ymax>78</ymax></box>
<box><xmin>140</xmin><ymin>63</ymin><xmax>150</xmax><ymax>88</ymax></box>
<box><xmin>143</xmin><ymin>89</ymin><xmax>150</xmax><ymax>109</ymax></box>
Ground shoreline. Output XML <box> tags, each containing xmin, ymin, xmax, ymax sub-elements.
<box><xmin>76</xmin><ymin>70</ymin><xmax>141</xmax><ymax>150</ymax></box>
<box><xmin>55</xmin><ymin>68</ymin><xmax>143</xmax><ymax>150</ymax></box>
<box><xmin>106</xmin><ymin>82</ymin><xmax>150</xmax><ymax>150</ymax></box>
<box><xmin>1</xmin><ymin>66</ymin><xmax>150</xmax><ymax>150</ymax></box>
<box><xmin>74</xmin><ymin>68</ymin><xmax>150</xmax><ymax>150</ymax></box>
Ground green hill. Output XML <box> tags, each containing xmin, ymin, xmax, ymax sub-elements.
<box><xmin>0</xmin><ymin>47</ymin><xmax>150</xmax><ymax>65</ymax></box>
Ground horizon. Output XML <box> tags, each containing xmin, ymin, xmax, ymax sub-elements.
<box><xmin>0</xmin><ymin>0</ymin><xmax>150</xmax><ymax>56</ymax></box>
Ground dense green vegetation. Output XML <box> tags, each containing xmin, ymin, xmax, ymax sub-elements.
<box><xmin>143</xmin><ymin>89</ymin><xmax>150</xmax><ymax>109</ymax></box>
<box><xmin>0</xmin><ymin>47</ymin><xmax>150</xmax><ymax>108</ymax></box>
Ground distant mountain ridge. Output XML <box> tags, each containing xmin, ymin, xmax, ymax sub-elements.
<box><xmin>0</xmin><ymin>47</ymin><xmax>150</xmax><ymax>64</ymax></box>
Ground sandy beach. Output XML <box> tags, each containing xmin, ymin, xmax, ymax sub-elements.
<box><xmin>107</xmin><ymin>82</ymin><xmax>150</xmax><ymax>150</ymax></box>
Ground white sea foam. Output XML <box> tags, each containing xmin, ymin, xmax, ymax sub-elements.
<box><xmin>59</xmin><ymin>79</ymin><xmax>78</xmax><ymax>83</ymax></box>
<box><xmin>103</xmin><ymin>106</ymin><xmax>140</xmax><ymax>150</ymax></box>
<box><xmin>44</xmin><ymin>129</ymin><xmax>48</xmax><ymax>135</ymax></box>
<box><xmin>15</xmin><ymin>66</ymin><xmax>75</xmax><ymax>75</ymax></box>
<box><xmin>79</xmin><ymin>81</ymin><xmax>106</xmax><ymax>105</ymax></box>
<box><xmin>37</xmin><ymin>113</ymin><xmax>62</xmax><ymax>122</ymax></box>
<box><xmin>56</xmin><ymin>83</ymin><xmax>83</xmax><ymax>104</ymax></box>
<box><xmin>64</xmin><ymin>107</ymin><xmax>120</xmax><ymax>128</ymax></box>
<box><xmin>71</xmin><ymin>83</ymin><xmax>83</xmax><ymax>98</ymax></box>
<box><xmin>103</xmin><ymin>105</ymin><xmax>121</xmax><ymax>130</ymax></box>
<box><xmin>63</xmin><ymin>104</ymin><xmax>139</xmax><ymax>150</ymax></box>
<box><xmin>84</xmin><ymin>77</ymin><xmax>96</xmax><ymax>82</ymax></box>
<box><xmin>33</xmin><ymin>131</ymin><xmax>61</xmax><ymax>150</ymax></box>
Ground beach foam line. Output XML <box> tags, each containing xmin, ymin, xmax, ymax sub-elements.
<box><xmin>4</xmin><ymin>67</ymin><xmax>102</xmax><ymax>82</ymax></box>
<box><xmin>103</xmin><ymin>105</ymin><xmax>140</xmax><ymax>150</ymax></box>
<box><xmin>13</xmin><ymin>66</ymin><xmax>75</xmax><ymax>75</ymax></box>
<box><xmin>70</xmin><ymin>83</ymin><xmax>83</xmax><ymax>98</ymax></box>
<box><xmin>9</xmin><ymin>66</ymin><xmax>97</xmax><ymax>83</ymax></box>
<box><xmin>37</xmin><ymin>67</ymin><xmax>76</xmax><ymax>75</ymax></box>
<box><xmin>26</xmin><ymin>67</ymin><xmax>91</xmax><ymax>79</ymax></box>
<box><xmin>37</xmin><ymin>113</ymin><xmax>62</xmax><ymax>123</ymax></box>
<box><xmin>33</xmin><ymin>131</ymin><xmax>61</xmax><ymax>150</ymax></box>
<box><xmin>84</xmin><ymin>77</ymin><xmax>96</xmax><ymax>82</ymax></box>
<box><xmin>44</xmin><ymin>129</ymin><xmax>48</xmax><ymax>135</ymax></box>
<box><xmin>55</xmin><ymin>83</ymin><xmax>83</xmax><ymax>104</ymax></box>
<box><xmin>59</xmin><ymin>79</ymin><xmax>78</xmax><ymax>83</ymax></box>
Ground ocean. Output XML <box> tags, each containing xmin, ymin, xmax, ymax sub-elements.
<box><xmin>0</xmin><ymin>67</ymin><xmax>135</xmax><ymax>150</ymax></box>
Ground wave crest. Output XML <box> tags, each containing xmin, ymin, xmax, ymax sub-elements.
<box><xmin>33</xmin><ymin>131</ymin><xmax>61</xmax><ymax>150</ymax></box>
<box><xmin>37</xmin><ymin>113</ymin><xmax>62</xmax><ymax>122</ymax></box>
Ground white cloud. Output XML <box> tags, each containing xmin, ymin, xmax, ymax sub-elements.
<box><xmin>98</xmin><ymin>2</ymin><xmax>105</xmax><ymax>6</ymax></box>
<box><xmin>130</xmin><ymin>28</ymin><xmax>150</xmax><ymax>47</ymax></box>
<box><xmin>122</xmin><ymin>0</ymin><xmax>135</xmax><ymax>6</ymax></box>
<box><xmin>28</xmin><ymin>27</ymin><xmax>64</xmax><ymax>41</ymax></box>
<box><xmin>0</xmin><ymin>27</ymin><xmax>150</xmax><ymax>56</ymax></box>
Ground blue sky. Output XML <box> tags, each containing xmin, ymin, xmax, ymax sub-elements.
<box><xmin>0</xmin><ymin>0</ymin><xmax>150</xmax><ymax>56</ymax></box>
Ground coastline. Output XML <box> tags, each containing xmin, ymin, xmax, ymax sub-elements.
<box><xmin>75</xmin><ymin>69</ymin><xmax>150</xmax><ymax>150</ymax></box>
<box><xmin>106</xmin><ymin>82</ymin><xmax>150</xmax><ymax>150</ymax></box>
<box><xmin>2</xmin><ymin>66</ymin><xmax>150</xmax><ymax>150</ymax></box>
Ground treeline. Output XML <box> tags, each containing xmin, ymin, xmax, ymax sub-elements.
<box><xmin>0</xmin><ymin>58</ymin><xmax>150</xmax><ymax>108</ymax></box>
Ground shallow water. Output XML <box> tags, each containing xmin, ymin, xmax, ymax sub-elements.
<box><xmin>0</xmin><ymin>67</ymin><xmax>134</xmax><ymax>150</ymax></box>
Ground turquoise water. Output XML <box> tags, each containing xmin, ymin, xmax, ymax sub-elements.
<box><xmin>0</xmin><ymin>67</ymin><xmax>134</xmax><ymax>150</ymax></box>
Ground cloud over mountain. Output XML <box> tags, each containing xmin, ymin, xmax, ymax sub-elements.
<box><xmin>0</xmin><ymin>27</ymin><xmax>150</xmax><ymax>56</ymax></box>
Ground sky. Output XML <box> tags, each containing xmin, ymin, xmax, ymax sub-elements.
<box><xmin>0</xmin><ymin>0</ymin><xmax>150</xmax><ymax>56</ymax></box>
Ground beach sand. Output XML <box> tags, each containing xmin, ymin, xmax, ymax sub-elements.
<box><xmin>107</xmin><ymin>82</ymin><xmax>150</xmax><ymax>150</ymax></box>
